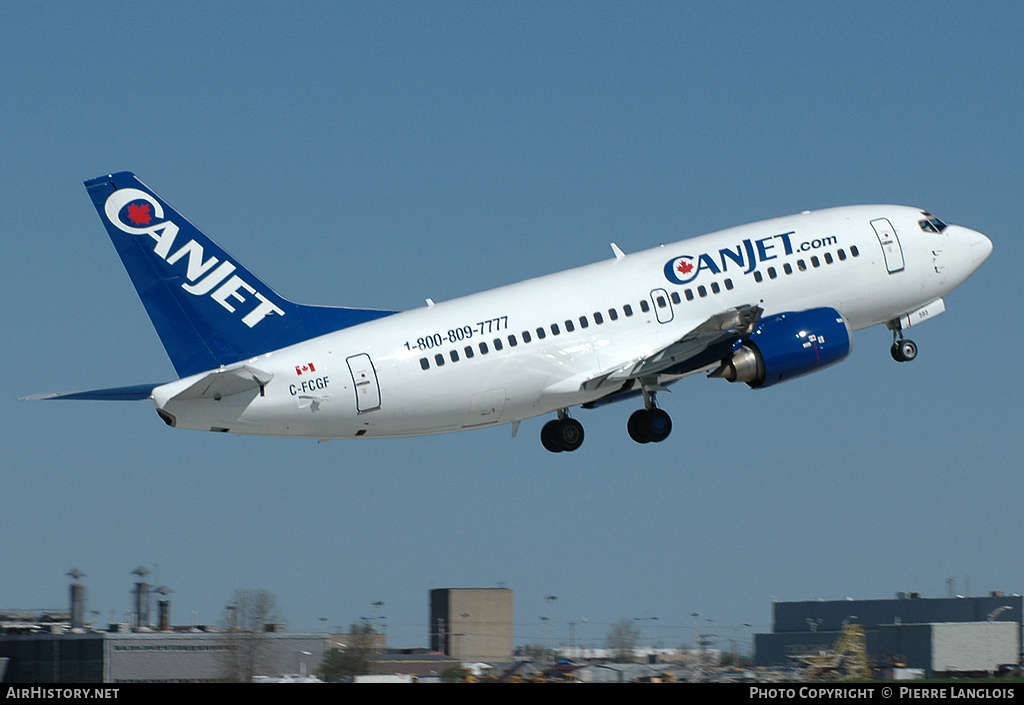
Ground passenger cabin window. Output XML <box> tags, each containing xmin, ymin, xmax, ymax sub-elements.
<box><xmin>640</xmin><ymin>300</ymin><xmax>650</xmax><ymax>313</ymax></box>
<box><xmin>579</xmin><ymin>316</ymin><xmax>589</xmax><ymax>329</ymax></box>
<box><xmin>671</xmin><ymin>292</ymin><xmax>681</xmax><ymax>304</ymax></box>
<box><xmin>522</xmin><ymin>331</ymin><xmax>532</xmax><ymax>343</ymax></box>
<box><xmin>698</xmin><ymin>285</ymin><xmax>707</xmax><ymax>297</ymax></box>
<box><xmin>685</xmin><ymin>289</ymin><xmax>694</xmax><ymax>301</ymax></box>
<box><xmin>507</xmin><ymin>334</ymin><xmax>517</xmax><ymax>347</ymax></box>
<box><xmin>493</xmin><ymin>338</ymin><xmax>503</xmax><ymax>351</ymax></box>
<box><xmin>564</xmin><ymin>319</ymin><xmax>575</xmax><ymax>332</ymax></box>
<box><xmin>724</xmin><ymin>278</ymin><xmax>734</xmax><ymax>290</ymax></box>
<box><xmin>450</xmin><ymin>350</ymin><xmax>459</xmax><ymax>362</ymax></box>
<box><xmin>536</xmin><ymin>327</ymin><xmax>546</xmax><ymax>339</ymax></box>
<box><xmin>623</xmin><ymin>304</ymin><xmax>633</xmax><ymax>317</ymax></box>
<box><xmin>851</xmin><ymin>245</ymin><xmax>860</xmax><ymax>257</ymax></box>
<box><xmin>551</xmin><ymin>323</ymin><xmax>560</xmax><ymax>335</ymax></box>
<box><xmin>711</xmin><ymin>281</ymin><xmax>720</xmax><ymax>294</ymax></box>
<box><xmin>464</xmin><ymin>346</ymin><xmax>474</xmax><ymax>358</ymax></box>
<box><xmin>824</xmin><ymin>252</ymin><xmax>834</xmax><ymax>264</ymax></box>
<box><xmin>479</xmin><ymin>342</ymin><xmax>489</xmax><ymax>354</ymax></box>
<box><xmin>434</xmin><ymin>353</ymin><xmax>445</xmax><ymax>367</ymax></box>
<box><xmin>607</xmin><ymin>309</ymin><xmax>618</xmax><ymax>321</ymax></box>
<box><xmin>420</xmin><ymin>358</ymin><xmax>430</xmax><ymax>370</ymax></box>
<box><xmin>594</xmin><ymin>312</ymin><xmax>604</xmax><ymax>324</ymax></box>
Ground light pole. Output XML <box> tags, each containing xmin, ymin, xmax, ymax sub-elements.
<box><xmin>544</xmin><ymin>595</ymin><xmax>557</xmax><ymax>660</ymax></box>
<box><xmin>633</xmin><ymin>616</ymin><xmax>660</xmax><ymax>659</ymax></box>
<box><xmin>987</xmin><ymin>606</ymin><xmax>1012</xmax><ymax>677</ymax></box>
<box><xmin>540</xmin><ymin>616</ymin><xmax>551</xmax><ymax>661</ymax></box>
<box><xmin>731</xmin><ymin>623</ymin><xmax>751</xmax><ymax>665</ymax></box>
<box><xmin>690</xmin><ymin>612</ymin><xmax>700</xmax><ymax>662</ymax></box>
<box><xmin>690</xmin><ymin>612</ymin><xmax>707</xmax><ymax>676</ymax></box>
<box><xmin>371</xmin><ymin>601</ymin><xmax>386</xmax><ymax>653</ymax></box>
<box><xmin>580</xmin><ymin>617</ymin><xmax>588</xmax><ymax>658</ymax></box>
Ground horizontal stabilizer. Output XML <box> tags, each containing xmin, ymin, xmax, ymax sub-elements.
<box><xmin>167</xmin><ymin>365</ymin><xmax>273</xmax><ymax>402</ymax></box>
<box><xmin>21</xmin><ymin>383</ymin><xmax>160</xmax><ymax>401</ymax></box>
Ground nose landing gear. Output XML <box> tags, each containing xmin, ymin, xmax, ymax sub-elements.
<box><xmin>889</xmin><ymin>327</ymin><xmax>918</xmax><ymax>363</ymax></box>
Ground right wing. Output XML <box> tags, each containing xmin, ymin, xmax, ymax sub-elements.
<box><xmin>580</xmin><ymin>304</ymin><xmax>763</xmax><ymax>393</ymax></box>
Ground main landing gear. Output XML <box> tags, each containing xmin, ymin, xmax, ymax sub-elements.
<box><xmin>539</xmin><ymin>390</ymin><xmax>673</xmax><ymax>452</ymax></box>
<box><xmin>541</xmin><ymin>410</ymin><xmax>585</xmax><ymax>453</ymax></box>
<box><xmin>627</xmin><ymin>388</ymin><xmax>672</xmax><ymax>444</ymax></box>
<box><xmin>890</xmin><ymin>329</ymin><xmax>918</xmax><ymax>363</ymax></box>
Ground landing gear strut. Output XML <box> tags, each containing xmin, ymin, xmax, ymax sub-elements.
<box><xmin>627</xmin><ymin>388</ymin><xmax>672</xmax><ymax>444</ymax></box>
<box><xmin>541</xmin><ymin>410</ymin><xmax>585</xmax><ymax>453</ymax></box>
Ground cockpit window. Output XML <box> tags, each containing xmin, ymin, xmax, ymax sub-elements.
<box><xmin>918</xmin><ymin>213</ymin><xmax>948</xmax><ymax>233</ymax></box>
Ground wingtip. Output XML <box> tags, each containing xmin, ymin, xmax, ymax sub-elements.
<box><xmin>19</xmin><ymin>392</ymin><xmax>59</xmax><ymax>401</ymax></box>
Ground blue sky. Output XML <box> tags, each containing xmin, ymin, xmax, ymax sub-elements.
<box><xmin>2</xmin><ymin>2</ymin><xmax>1021</xmax><ymax>650</ymax></box>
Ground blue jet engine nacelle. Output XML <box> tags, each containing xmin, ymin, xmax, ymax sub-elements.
<box><xmin>711</xmin><ymin>307</ymin><xmax>852</xmax><ymax>388</ymax></box>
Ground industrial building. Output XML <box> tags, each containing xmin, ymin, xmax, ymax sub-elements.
<box><xmin>754</xmin><ymin>592</ymin><xmax>1022</xmax><ymax>677</ymax></box>
<box><xmin>3</xmin><ymin>573</ymin><xmax>514</xmax><ymax>682</ymax></box>
<box><xmin>0</xmin><ymin>570</ymin><xmax>327</xmax><ymax>683</ymax></box>
<box><xmin>430</xmin><ymin>588</ymin><xmax>514</xmax><ymax>663</ymax></box>
<box><xmin>0</xmin><ymin>627</ymin><xmax>328</xmax><ymax>683</ymax></box>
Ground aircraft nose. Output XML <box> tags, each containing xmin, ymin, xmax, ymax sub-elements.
<box><xmin>967</xmin><ymin>228</ymin><xmax>993</xmax><ymax>265</ymax></box>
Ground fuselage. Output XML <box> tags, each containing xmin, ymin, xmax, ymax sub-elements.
<box><xmin>151</xmin><ymin>205</ymin><xmax>991</xmax><ymax>439</ymax></box>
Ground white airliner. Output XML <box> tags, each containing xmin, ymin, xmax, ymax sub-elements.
<box><xmin>27</xmin><ymin>173</ymin><xmax>992</xmax><ymax>452</ymax></box>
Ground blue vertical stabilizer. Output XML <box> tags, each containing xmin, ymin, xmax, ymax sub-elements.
<box><xmin>84</xmin><ymin>172</ymin><xmax>396</xmax><ymax>378</ymax></box>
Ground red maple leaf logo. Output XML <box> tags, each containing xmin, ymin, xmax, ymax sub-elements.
<box><xmin>127</xmin><ymin>202</ymin><xmax>152</xmax><ymax>225</ymax></box>
<box><xmin>676</xmin><ymin>259</ymin><xmax>694</xmax><ymax>275</ymax></box>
